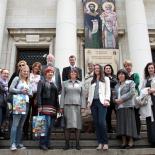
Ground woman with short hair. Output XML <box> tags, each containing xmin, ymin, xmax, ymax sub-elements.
<box><xmin>37</xmin><ymin>66</ymin><xmax>59</xmax><ymax>150</ymax></box>
<box><xmin>60</xmin><ymin>68</ymin><xmax>86</xmax><ymax>150</ymax></box>
<box><xmin>114</xmin><ymin>69</ymin><xmax>137</xmax><ymax>149</ymax></box>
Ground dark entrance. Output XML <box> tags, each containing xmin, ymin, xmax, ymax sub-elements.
<box><xmin>16</xmin><ymin>48</ymin><xmax>49</xmax><ymax>70</ymax></box>
<box><xmin>151</xmin><ymin>49</ymin><xmax>155</xmax><ymax>63</ymax></box>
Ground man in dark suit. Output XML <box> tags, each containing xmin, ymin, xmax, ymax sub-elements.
<box><xmin>42</xmin><ymin>53</ymin><xmax>61</xmax><ymax>94</ymax></box>
<box><xmin>62</xmin><ymin>55</ymin><xmax>82</xmax><ymax>81</ymax></box>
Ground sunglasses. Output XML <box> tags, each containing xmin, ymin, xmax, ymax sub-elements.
<box><xmin>19</xmin><ymin>64</ymin><xmax>25</xmax><ymax>67</ymax></box>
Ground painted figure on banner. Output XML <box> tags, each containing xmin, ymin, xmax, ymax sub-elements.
<box><xmin>100</xmin><ymin>2</ymin><xmax>118</xmax><ymax>49</ymax></box>
<box><xmin>84</xmin><ymin>1</ymin><xmax>101</xmax><ymax>48</ymax></box>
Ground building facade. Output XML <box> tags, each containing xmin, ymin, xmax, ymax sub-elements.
<box><xmin>0</xmin><ymin>0</ymin><xmax>155</xmax><ymax>80</ymax></box>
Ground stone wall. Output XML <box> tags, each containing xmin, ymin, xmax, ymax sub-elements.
<box><xmin>0</xmin><ymin>0</ymin><xmax>155</xmax><ymax>71</ymax></box>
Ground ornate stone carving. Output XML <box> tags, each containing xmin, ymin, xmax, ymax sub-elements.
<box><xmin>149</xmin><ymin>37</ymin><xmax>155</xmax><ymax>43</ymax></box>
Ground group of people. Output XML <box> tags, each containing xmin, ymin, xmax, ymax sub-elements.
<box><xmin>0</xmin><ymin>54</ymin><xmax>155</xmax><ymax>151</ymax></box>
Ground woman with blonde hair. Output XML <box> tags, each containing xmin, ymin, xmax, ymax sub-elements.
<box><xmin>123</xmin><ymin>59</ymin><xmax>141</xmax><ymax>138</ymax></box>
<box><xmin>8</xmin><ymin>60</ymin><xmax>27</xmax><ymax>87</ymax></box>
<box><xmin>9</xmin><ymin>65</ymin><xmax>32</xmax><ymax>151</ymax></box>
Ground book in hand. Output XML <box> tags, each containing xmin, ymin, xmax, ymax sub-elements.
<box><xmin>13</xmin><ymin>94</ymin><xmax>27</xmax><ymax>114</ymax></box>
<box><xmin>32</xmin><ymin>115</ymin><xmax>47</xmax><ymax>137</ymax></box>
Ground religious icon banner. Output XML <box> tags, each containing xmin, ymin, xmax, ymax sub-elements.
<box><xmin>83</xmin><ymin>0</ymin><xmax>118</xmax><ymax>49</ymax></box>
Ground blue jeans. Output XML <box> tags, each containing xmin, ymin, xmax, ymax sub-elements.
<box><xmin>10</xmin><ymin>114</ymin><xmax>27</xmax><ymax>145</ymax></box>
<box><xmin>91</xmin><ymin>99</ymin><xmax>108</xmax><ymax>144</ymax></box>
<box><xmin>40</xmin><ymin>115</ymin><xmax>53</xmax><ymax>147</ymax></box>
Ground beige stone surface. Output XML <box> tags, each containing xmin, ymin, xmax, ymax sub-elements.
<box><xmin>0</xmin><ymin>0</ymin><xmax>155</xmax><ymax>73</ymax></box>
<box><xmin>0</xmin><ymin>149</ymin><xmax>155</xmax><ymax>155</ymax></box>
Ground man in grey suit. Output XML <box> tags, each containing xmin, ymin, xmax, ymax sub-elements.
<box><xmin>42</xmin><ymin>53</ymin><xmax>61</xmax><ymax>94</ymax></box>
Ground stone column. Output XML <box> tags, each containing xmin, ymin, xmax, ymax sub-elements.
<box><xmin>125</xmin><ymin>0</ymin><xmax>152</xmax><ymax>80</ymax></box>
<box><xmin>55</xmin><ymin>0</ymin><xmax>77</xmax><ymax>72</ymax></box>
<box><xmin>0</xmin><ymin>0</ymin><xmax>8</xmax><ymax>59</ymax></box>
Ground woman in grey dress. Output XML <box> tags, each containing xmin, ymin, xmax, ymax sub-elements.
<box><xmin>60</xmin><ymin>69</ymin><xmax>86</xmax><ymax>150</ymax></box>
<box><xmin>114</xmin><ymin>69</ymin><xmax>137</xmax><ymax>149</ymax></box>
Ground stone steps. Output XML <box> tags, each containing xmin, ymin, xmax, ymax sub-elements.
<box><xmin>1</xmin><ymin>148</ymin><xmax>155</xmax><ymax>155</ymax></box>
<box><xmin>49</xmin><ymin>132</ymin><xmax>148</xmax><ymax>140</ymax></box>
<box><xmin>0</xmin><ymin>138</ymin><xmax>150</xmax><ymax>149</ymax></box>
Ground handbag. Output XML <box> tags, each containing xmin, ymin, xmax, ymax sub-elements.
<box><xmin>32</xmin><ymin>114</ymin><xmax>47</xmax><ymax>137</ymax></box>
<box><xmin>54</xmin><ymin>112</ymin><xmax>65</xmax><ymax>128</ymax></box>
<box><xmin>135</xmin><ymin>94</ymin><xmax>149</xmax><ymax>107</ymax></box>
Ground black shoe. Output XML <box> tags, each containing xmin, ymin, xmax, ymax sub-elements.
<box><xmin>126</xmin><ymin>144</ymin><xmax>134</xmax><ymax>149</ymax></box>
<box><xmin>120</xmin><ymin>144</ymin><xmax>127</xmax><ymax>149</ymax></box>
<box><xmin>76</xmin><ymin>141</ymin><xmax>81</xmax><ymax>150</ymax></box>
<box><xmin>64</xmin><ymin>141</ymin><xmax>70</xmax><ymax>150</ymax></box>
<box><xmin>40</xmin><ymin>145</ymin><xmax>48</xmax><ymax>150</ymax></box>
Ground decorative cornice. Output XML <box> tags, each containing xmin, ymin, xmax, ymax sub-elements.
<box><xmin>8</xmin><ymin>28</ymin><xmax>55</xmax><ymax>43</ymax></box>
<box><xmin>8</xmin><ymin>28</ymin><xmax>56</xmax><ymax>36</ymax></box>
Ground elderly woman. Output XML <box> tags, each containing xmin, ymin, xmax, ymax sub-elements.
<box><xmin>37</xmin><ymin>66</ymin><xmax>59</xmax><ymax>150</ymax></box>
<box><xmin>60</xmin><ymin>68</ymin><xmax>86</xmax><ymax>150</ymax></box>
<box><xmin>114</xmin><ymin>69</ymin><xmax>137</xmax><ymax>149</ymax></box>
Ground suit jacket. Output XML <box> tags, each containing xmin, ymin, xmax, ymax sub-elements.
<box><xmin>62</xmin><ymin>66</ymin><xmax>82</xmax><ymax>81</ymax></box>
<box><xmin>60</xmin><ymin>80</ymin><xmax>86</xmax><ymax>109</ymax></box>
<box><xmin>42</xmin><ymin>65</ymin><xmax>62</xmax><ymax>94</ymax></box>
<box><xmin>88</xmin><ymin>76</ymin><xmax>111</xmax><ymax>107</ymax></box>
<box><xmin>114</xmin><ymin>80</ymin><xmax>135</xmax><ymax>109</ymax></box>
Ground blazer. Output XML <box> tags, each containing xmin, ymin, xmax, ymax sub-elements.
<box><xmin>87</xmin><ymin>76</ymin><xmax>110</xmax><ymax>107</ymax></box>
<box><xmin>62</xmin><ymin>66</ymin><xmax>82</xmax><ymax>81</ymax></box>
<box><xmin>60</xmin><ymin>80</ymin><xmax>86</xmax><ymax>109</ymax></box>
<box><xmin>37</xmin><ymin>79</ymin><xmax>59</xmax><ymax>110</ymax></box>
<box><xmin>114</xmin><ymin>80</ymin><xmax>135</xmax><ymax>109</ymax></box>
<box><xmin>42</xmin><ymin>65</ymin><xmax>62</xmax><ymax>94</ymax></box>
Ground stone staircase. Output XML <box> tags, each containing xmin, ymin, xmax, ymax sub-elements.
<box><xmin>0</xmin><ymin>119</ymin><xmax>151</xmax><ymax>149</ymax></box>
<box><xmin>0</xmin><ymin>119</ymin><xmax>154</xmax><ymax>155</ymax></box>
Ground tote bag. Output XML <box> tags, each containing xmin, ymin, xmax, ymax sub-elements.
<box><xmin>12</xmin><ymin>94</ymin><xmax>27</xmax><ymax>114</ymax></box>
<box><xmin>32</xmin><ymin>115</ymin><xmax>47</xmax><ymax>137</ymax></box>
